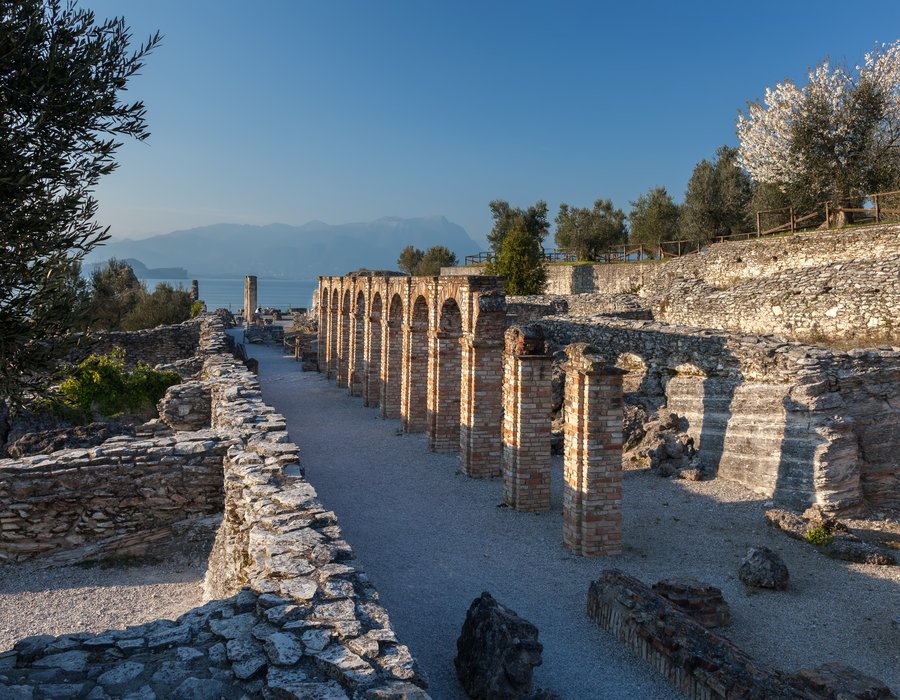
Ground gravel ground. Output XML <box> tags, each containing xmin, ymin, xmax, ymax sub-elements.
<box><xmin>0</xmin><ymin>553</ymin><xmax>207</xmax><ymax>653</ymax></box>
<box><xmin>249</xmin><ymin>341</ymin><xmax>900</xmax><ymax>699</ymax></box>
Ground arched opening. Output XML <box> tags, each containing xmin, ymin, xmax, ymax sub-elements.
<box><xmin>348</xmin><ymin>290</ymin><xmax>366</xmax><ymax>396</ymax></box>
<box><xmin>428</xmin><ymin>298</ymin><xmax>463</xmax><ymax>452</ymax></box>
<box><xmin>328</xmin><ymin>288</ymin><xmax>339</xmax><ymax>379</ymax></box>
<box><xmin>365</xmin><ymin>292</ymin><xmax>383</xmax><ymax>407</ymax></box>
<box><xmin>380</xmin><ymin>293</ymin><xmax>404</xmax><ymax>418</ymax></box>
<box><xmin>338</xmin><ymin>289</ymin><xmax>351</xmax><ymax>387</ymax></box>
<box><xmin>402</xmin><ymin>295</ymin><xmax>429</xmax><ymax>433</ymax></box>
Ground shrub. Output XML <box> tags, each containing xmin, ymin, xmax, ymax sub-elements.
<box><xmin>54</xmin><ymin>349</ymin><xmax>180</xmax><ymax>421</ymax></box>
<box><xmin>804</xmin><ymin>526</ymin><xmax>835</xmax><ymax>547</ymax></box>
<box><xmin>191</xmin><ymin>300</ymin><xmax>205</xmax><ymax>318</ymax></box>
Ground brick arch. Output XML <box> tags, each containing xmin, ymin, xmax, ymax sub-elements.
<box><xmin>328</xmin><ymin>287</ymin><xmax>340</xmax><ymax>379</ymax></box>
<box><xmin>317</xmin><ymin>283</ymin><xmax>330</xmax><ymax>373</ymax></box>
<box><xmin>381</xmin><ymin>292</ymin><xmax>405</xmax><ymax>418</ymax></box>
<box><xmin>337</xmin><ymin>289</ymin><xmax>351</xmax><ymax>387</ymax></box>
<box><xmin>364</xmin><ymin>291</ymin><xmax>384</xmax><ymax>407</ymax></box>
<box><xmin>347</xmin><ymin>290</ymin><xmax>366</xmax><ymax>396</ymax></box>
<box><xmin>428</xmin><ymin>298</ymin><xmax>463</xmax><ymax>452</ymax></box>
<box><xmin>401</xmin><ymin>295</ymin><xmax>429</xmax><ymax>433</ymax></box>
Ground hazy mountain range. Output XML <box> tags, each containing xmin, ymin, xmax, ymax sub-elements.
<box><xmin>85</xmin><ymin>217</ymin><xmax>482</xmax><ymax>279</ymax></box>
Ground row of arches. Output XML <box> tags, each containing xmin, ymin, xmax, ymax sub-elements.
<box><xmin>317</xmin><ymin>274</ymin><xmax>507</xmax><ymax>478</ymax></box>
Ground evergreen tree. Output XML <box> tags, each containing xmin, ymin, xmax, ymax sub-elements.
<box><xmin>554</xmin><ymin>199</ymin><xmax>627</xmax><ymax>260</ymax></box>
<box><xmin>680</xmin><ymin>146</ymin><xmax>752</xmax><ymax>242</ymax></box>
<box><xmin>487</xmin><ymin>221</ymin><xmax>547</xmax><ymax>295</ymax></box>
<box><xmin>628</xmin><ymin>187</ymin><xmax>680</xmax><ymax>251</ymax></box>
<box><xmin>486</xmin><ymin>200</ymin><xmax>549</xmax><ymax>255</ymax></box>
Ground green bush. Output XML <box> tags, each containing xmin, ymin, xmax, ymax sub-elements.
<box><xmin>54</xmin><ymin>349</ymin><xmax>180</xmax><ymax>421</ymax></box>
<box><xmin>190</xmin><ymin>300</ymin><xmax>205</xmax><ymax>318</ymax></box>
<box><xmin>804</xmin><ymin>526</ymin><xmax>835</xmax><ymax>546</ymax></box>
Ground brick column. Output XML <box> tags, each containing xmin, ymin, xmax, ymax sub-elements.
<box><xmin>427</xmin><ymin>328</ymin><xmax>462</xmax><ymax>452</ymax></box>
<box><xmin>243</xmin><ymin>275</ymin><xmax>257</xmax><ymax>326</ymax></box>
<box><xmin>337</xmin><ymin>297</ymin><xmax>350</xmax><ymax>388</ymax></box>
<box><xmin>348</xmin><ymin>299</ymin><xmax>365</xmax><ymax>397</ymax></box>
<box><xmin>562</xmin><ymin>343</ymin><xmax>625</xmax><ymax>557</ymax></box>
<box><xmin>459</xmin><ymin>336</ymin><xmax>503</xmax><ymax>477</ymax></box>
<box><xmin>401</xmin><ymin>321</ymin><xmax>428</xmax><ymax>432</ymax></box>
<box><xmin>326</xmin><ymin>291</ymin><xmax>338</xmax><ymax>380</ymax></box>
<box><xmin>502</xmin><ymin>326</ymin><xmax>552</xmax><ymax>511</ymax></box>
<box><xmin>363</xmin><ymin>305</ymin><xmax>382</xmax><ymax>407</ymax></box>
<box><xmin>316</xmin><ymin>281</ymin><xmax>327</xmax><ymax>373</ymax></box>
<box><xmin>380</xmin><ymin>315</ymin><xmax>402</xmax><ymax>418</ymax></box>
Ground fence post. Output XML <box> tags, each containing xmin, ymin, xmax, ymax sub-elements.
<box><xmin>875</xmin><ymin>194</ymin><xmax>881</xmax><ymax>223</ymax></box>
<box><xmin>824</xmin><ymin>201</ymin><xmax>830</xmax><ymax>229</ymax></box>
<box><xmin>756</xmin><ymin>211</ymin><xmax>761</xmax><ymax>236</ymax></box>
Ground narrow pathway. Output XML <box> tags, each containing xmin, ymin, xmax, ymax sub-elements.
<box><xmin>247</xmin><ymin>340</ymin><xmax>675</xmax><ymax>699</ymax></box>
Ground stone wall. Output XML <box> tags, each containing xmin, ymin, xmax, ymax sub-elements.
<box><xmin>0</xmin><ymin>431</ymin><xmax>227</xmax><ymax>562</ymax></box>
<box><xmin>2</xmin><ymin>315</ymin><xmax>432</xmax><ymax>698</ymax></box>
<box><xmin>536</xmin><ymin>316</ymin><xmax>900</xmax><ymax>512</ymax></box>
<box><xmin>79</xmin><ymin>320</ymin><xmax>202</xmax><ymax>368</ymax></box>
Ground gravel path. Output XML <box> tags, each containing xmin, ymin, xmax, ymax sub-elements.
<box><xmin>0</xmin><ymin>555</ymin><xmax>206</xmax><ymax>652</ymax></box>
<box><xmin>248</xmin><ymin>340</ymin><xmax>900</xmax><ymax>698</ymax></box>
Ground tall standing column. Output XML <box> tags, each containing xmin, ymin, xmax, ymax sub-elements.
<box><xmin>190</xmin><ymin>279</ymin><xmax>199</xmax><ymax>302</ymax></box>
<box><xmin>243</xmin><ymin>275</ymin><xmax>257</xmax><ymax>326</ymax></box>
<box><xmin>502</xmin><ymin>326</ymin><xmax>552</xmax><ymax>511</ymax></box>
<box><xmin>427</xmin><ymin>328</ymin><xmax>462</xmax><ymax>452</ymax></box>
<box><xmin>400</xmin><ymin>320</ymin><xmax>428</xmax><ymax>432</ymax></box>
<box><xmin>459</xmin><ymin>335</ymin><xmax>503</xmax><ymax>477</ymax></box>
<box><xmin>562</xmin><ymin>343</ymin><xmax>625</xmax><ymax>557</ymax></box>
<box><xmin>316</xmin><ymin>281</ymin><xmax>328</xmax><ymax>373</ymax></box>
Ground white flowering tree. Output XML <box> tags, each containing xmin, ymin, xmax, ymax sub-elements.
<box><xmin>737</xmin><ymin>41</ymin><xmax>900</xmax><ymax>222</ymax></box>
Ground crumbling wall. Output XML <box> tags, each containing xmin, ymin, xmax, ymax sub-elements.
<box><xmin>76</xmin><ymin>320</ymin><xmax>202</xmax><ymax>368</ymax></box>
<box><xmin>0</xmin><ymin>432</ymin><xmax>228</xmax><ymax>563</ymax></box>
<box><xmin>537</xmin><ymin>317</ymin><xmax>900</xmax><ymax>512</ymax></box>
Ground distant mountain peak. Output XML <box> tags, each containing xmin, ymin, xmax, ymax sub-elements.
<box><xmin>87</xmin><ymin>216</ymin><xmax>480</xmax><ymax>280</ymax></box>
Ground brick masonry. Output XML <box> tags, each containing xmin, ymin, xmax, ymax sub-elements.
<box><xmin>562</xmin><ymin>344</ymin><xmax>625</xmax><ymax>557</ymax></box>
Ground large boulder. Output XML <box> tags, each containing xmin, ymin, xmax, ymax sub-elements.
<box><xmin>738</xmin><ymin>547</ymin><xmax>789</xmax><ymax>590</ymax></box>
<box><xmin>454</xmin><ymin>592</ymin><xmax>543</xmax><ymax>699</ymax></box>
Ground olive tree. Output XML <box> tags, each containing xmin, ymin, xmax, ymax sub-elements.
<box><xmin>0</xmin><ymin>1</ymin><xmax>159</xmax><ymax>403</ymax></box>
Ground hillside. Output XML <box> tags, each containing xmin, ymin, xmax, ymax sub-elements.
<box><xmin>86</xmin><ymin>216</ymin><xmax>481</xmax><ymax>279</ymax></box>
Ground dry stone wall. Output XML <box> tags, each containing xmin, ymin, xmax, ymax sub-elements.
<box><xmin>0</xmin><ymin>432</ymin><xmax>228</xmax><ymax>562</ymax></box>
<box><xmin>78</xmin><ymin>321</ymin><xmax>202</xmax><ymax>368</ymax></box>
<box><xmin>1</xmin><ymin>316</ymin><xmax>432</xmax><ymax>699</ymax></box>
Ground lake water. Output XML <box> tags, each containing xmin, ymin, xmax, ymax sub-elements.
<box><xmin>140</xmin><ymin>278</ymin><xmax>319</xmax><ymax>312</ymax></box>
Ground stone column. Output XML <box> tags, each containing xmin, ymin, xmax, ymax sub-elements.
<box><xmin>502</xmin><ymin>325</ymin><xmax>552</xmax><ymax>511</ymax></box>
<box><xmin>243</xmin><ymin>275</ymin><xmax>257</xmax><ymax>325</ymax></box>
<box><xmin>459</xmin><ymin>335</ymin><xmax>503</xmax><ymax>477</ymax></box>
<box><xmin>190</xmin><ymin>279</ymin><xmax>199</xmax><ymax>302</ymax></box>
<box><xmin>562</xmin><ymin>343</ymin><xmax>625</xmax><ymax>557</ymax></box>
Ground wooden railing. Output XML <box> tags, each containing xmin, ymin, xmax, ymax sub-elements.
<box><xmin>462</xmin><ymin>188</ymin><xmax>900</xmax><ymax>266</ymax></box>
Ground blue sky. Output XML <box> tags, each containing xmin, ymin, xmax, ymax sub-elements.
<box><xmin>83</xmin><ymin>0</ymin><xmax>900</xmax><ymax>248</ymax></box>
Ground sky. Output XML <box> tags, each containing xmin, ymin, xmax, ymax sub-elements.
<box><xmin>82</xmin><ymin>0</ymin><xmax>900</xmax><ymax>248</ymax></box>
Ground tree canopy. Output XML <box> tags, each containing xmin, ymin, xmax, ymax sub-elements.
<box><xmin>487</xmin><ymin>220</ymin><xmax>546</xmax><ymax>295</ymax></box>
<box><xmin>628</xmin><ymin>187</ymin><xmax>680</xmax><ymax>250</ymax></box>
<box><xmin>680</xmin><ymin>146</ymin><xmax>752</xmax><ymax>241</ymax></box>
<box><xmin>737</xmin><ymin>41</ymin><xmax>900</xmax><ymax>218</ymax></box>
<box><xmin>396</xmin><ymin>245</ymin><xmax>457</xmax><ymax>275</ymax></box>
<box><xmin>554</xmin><ymin>199</ymin><xmax>627</xmax><ymax>260</ymax></box>
<box><xmin>486</xmin><ymin>200</ymin><xmax>550</xmax><ymax>255</ymax></box>
<box><xmin>0</xmin><ymin>0</ymin><xmax>160</xmax><ymax>403</ymax></box>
